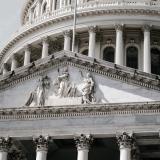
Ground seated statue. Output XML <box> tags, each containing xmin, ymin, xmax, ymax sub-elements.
<box><xmin>53</xmin><ymin>68</ymin><xmax>77</xmax><ymax>98</ymax></box>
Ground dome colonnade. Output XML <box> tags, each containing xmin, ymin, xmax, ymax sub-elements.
<box><xmin>1</xmin><ymin>24</ymin><xmax>155</xmax><ymax>75</ymax></box>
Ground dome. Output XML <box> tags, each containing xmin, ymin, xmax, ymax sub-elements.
<box><xmin>0</xmin><ymin>1</ymin><xmax>160</xmax><ymax>160</ymax></box>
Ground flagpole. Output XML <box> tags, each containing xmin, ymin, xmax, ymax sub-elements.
<box><xmin>72</xmin><ymin>0</ymin><xmax>77</xmax><ymax>52</ymax></box>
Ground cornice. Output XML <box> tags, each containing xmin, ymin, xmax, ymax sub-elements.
<box><xmin>0</xmin><ymin>102</ymin><xmax>159</xmax><ymax>120</ymax></box>
<box><xmin>0</xmin><ymin>51</ymin><xmax>160</xmax><ymax>92</ymax></box>
<box><xmin>1</xmin><ymin>8</ymin><xmax>160</xmax><ymax>63</ymax></box>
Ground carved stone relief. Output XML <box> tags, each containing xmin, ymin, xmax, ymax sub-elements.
<box><xmin>25</xmin><ymin>76</ymin><xmax>50</xmax><ymax>107</ymax></box>
<box><xmin>25</xmin><ymin>67</ymin><xmax>96</xmax><ymax>107</ymax></box>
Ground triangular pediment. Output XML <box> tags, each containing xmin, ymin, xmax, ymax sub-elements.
<box><xmin>0</xmin><ymin>51</ymin><xmax>160</xmax><ymax>108</ymax></box>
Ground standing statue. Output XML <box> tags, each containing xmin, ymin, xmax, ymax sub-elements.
<box><xmin>25</xmin><ymin>76</ymin><xmax>50</xmax><ymax>107</ymax></box>
<box><xmin>53</xmin><ymin>68</ymin><xmax>76</xmax><ymax>97</ymax></box>
<box><xmin>80</xmin><ymin>72</ymin><xmax>96</xmax><ymax>104</ymax></box>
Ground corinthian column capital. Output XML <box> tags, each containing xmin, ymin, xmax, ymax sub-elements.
<box><xmin>116</xmin><ymin>132</ymin><xmax>134</xmax><ymax>149</ymax></box>
<box><xmin>63</xmin><ymin>30</ymin><xmax>72</xmax><ymax>37</ymax></box>
<box><xmin>0</xmin><ymin>137</ymin><xmax>12</xmax><ymax>152</ymax></box>
<box><xmin>88</xmin><ymin>26</ymin><xmax>97</xmax><ymax>33</ymax></box>
<box><xmin>115</xmin><ymin>24</ymin><xmax>123</xmax><ymax>31</ymax></box>
<box><xmin>42</xmin><ymin>36</ymin><xmax>49</xmax><ymax>43</ymax></box>
<box><xmin>33</xmin><ymin>135</ymin><xmax>52</xmax><ymax>151</ymax></box>
<box><xmin>143</xmin><ymin>25</ymin><xmax>151</xmax><ymax>32</ymax></box>
<box><xmin>74</xmin><ymin>134</ymin><xmax>93</xmax><ymax>150</ymax></box>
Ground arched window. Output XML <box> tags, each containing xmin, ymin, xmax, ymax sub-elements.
<box><xmin>42</xmin><ymin>2</ymin><xmax>47</xmax><ymax>14</ymax></box>
<box><xmin>103</xmin><ymin>47</ymin><xmax>115</xmax><ymax>63</ymax></box>
<box><xmin>81</xmin><ymin>49</ymin><xmax>88</xmax><ymax>56</ymax></box>
<box><xmin>126</xmin><ymin>46</ymin><xmax>138</xmax><ymax>69</ymax></box>
<box><xmin>151</xmin><ymin>48</ymin><xmax>160</xmax><ymax>75</ymax></box>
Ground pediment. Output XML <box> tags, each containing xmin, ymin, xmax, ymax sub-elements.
<box><xmin>0</xmin><ymin>51</ymin><xmax>160</xmax><ymax>108</ymax></box>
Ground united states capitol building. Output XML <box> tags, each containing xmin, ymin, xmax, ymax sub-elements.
<box><xmin>0</xmin><ymin>0</ymin><xmax>160</xmax><ymax>160</ymax></box>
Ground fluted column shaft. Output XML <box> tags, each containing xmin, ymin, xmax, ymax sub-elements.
<box><xmin>143</xmin><ymin>25</ymin><xmax>151</xmax><ymax>73</ymax></box>
<box><xmin>37</xmin><ymin>0</ymin><xmax>42</xmax><ymax>16</ymax></box>
<box><xmin>11</xmin><ymin>55</ymin><xmax>18</xmax><ymax>71</ymax></box>
<box><xmin>74</xmin><ymin>134</ymin><xmax>93</xmax><ymax>160</ymax></box>
<box><xmin>64</xmin><ymin>31</ymin><xmax>71</xmax><ymax>51</ymax></box>
<box><xmin>34</xmin><ymin>136</ymin><xmax>51</xmax><ymax>160</ymax></box>
<box><xmin>117</xmin><ymin>133</ymin><xmax>134</xmax><ymax>160</ymax></box>
<box><xmin>0</xmin><ymin>137</ymin><xmax>11</xmax><ymax>160</ymax></box>
<box><xmin>24</xmin><ymin>45</ymin><xmax>31</xmax><ymax>66</ymax></box>
<box><xmin>88</xmin><ymin>26</ymin><xmax>96</xmax><ymax>58</ymax></box>
<box><xmin>60</xmin><ymin>0</ymin><xmax>64</xmax><ymax>8</ymax></box>
<box><xmin>115</xmin><ymin>25</ymin><xmax>124</xmax><ymax>65</ymax></box>
<box><xmin>52</xmin><ymin>0</ymin><xmax>56</xmax><ymax>10</ymax></box>
<box><xmin>42</xmin><ymin>37</ymin><xmax>49</xmax><ymax>59</ymax></box>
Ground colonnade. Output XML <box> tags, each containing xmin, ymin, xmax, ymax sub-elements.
<box><xmin>0</xmin><ymin>133</ymin><xmax>136</xmax><ymax>160</ymax></box>
<box><xmin>29</xmin><ymin>0</ymin><xmax>87</xmax><ymax>22</ymax></box>
<box><xmin>2</xmin><ymin>25</ymin><xmax>152</xmax><ymax>75</ymax></box>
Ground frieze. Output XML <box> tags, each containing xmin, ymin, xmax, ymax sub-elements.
<box><xmin>0</xmin><ymin>102</ymin><xmax>159</xmax><ymax>120</ymax></box>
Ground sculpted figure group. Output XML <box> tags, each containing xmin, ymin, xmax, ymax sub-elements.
<box><xmin>25</xmin><ymin>68</ymin><xmax>96</xmax><ymax>107</ymax></box>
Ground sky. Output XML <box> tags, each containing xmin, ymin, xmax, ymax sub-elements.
<box><xmin>0</xmin><ymin>0</ymin><xmax>25</xmax><ymax>50</ymax></box>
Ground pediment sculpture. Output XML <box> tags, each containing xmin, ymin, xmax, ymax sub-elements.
<box><xmin>25</xmin><ymin>76</ymin><xmax>50</xmax><ymax>107</ymax></box>
<box><xmin>25</xmin><ymin>68</ymin><xmax>96</xmax><ymax>107</ymax></box>
<box><xmin>53</xmin><ymin>68</ymin><xmax>77</xmax><ymax>98</ymax></box>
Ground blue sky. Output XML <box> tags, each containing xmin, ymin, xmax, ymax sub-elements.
<box><xmin>0</xmin><ymin>0</ymin><xmax>24</xmax><ymax>49</ymax></box>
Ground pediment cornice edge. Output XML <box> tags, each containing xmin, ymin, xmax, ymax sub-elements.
<box><xmin>0</xmin><ymin>51</ymin><xmax>159</xmax><ymax>92</ymax></box>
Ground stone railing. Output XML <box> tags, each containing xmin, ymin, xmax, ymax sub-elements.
<box><xmin>22</xmin><ymin>0</ymin><xmax>160</xmax><ymax>29</ymax></box>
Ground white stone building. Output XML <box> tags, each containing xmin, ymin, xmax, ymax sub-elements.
<box><xmin>0</xmin><ymin>0</ymin><xmax>160</xmax><ymax>160</ymax></box>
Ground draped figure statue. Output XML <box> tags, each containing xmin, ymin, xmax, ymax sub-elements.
<box><xmin>53</xmin><ymin>68</ymin><xmax>77</xmax><ymax>98</ymax></box>
<box><xmin>25</xmin><ymin>76</ymin><xmax>50</xmax><ymax>107</ymax></box>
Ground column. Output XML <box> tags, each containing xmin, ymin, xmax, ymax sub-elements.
<box><xmin>33</xmin><ymin>135</ymin><xmax>51</xmax><ymax>160</ymax></box>
<box><xmin>64</xmin><ymin>30</ymin><xmax>71</xmax><ymax>51</ymax></box>
<box><xmin>88</xmin><ymin>26</ymin><xmax>97</xmax><ymax>58</ymax></box>
<box><xmin>37</xmin><ymin>0</ymin><xmax>42</xmax><ymax>16</ymax></box>
<box><xmin>60</xmin><ymin>0</ymin><xmax>64</xmax><ymax>8</ymax></box>
<box><xmin>52</xmin><ymin>0</ymin><xmax>56</xmax><ymax>10</ymax></box>
<box><xmin>42</xmin><ymin>37</ymin><xmax>49</xmax><ymax>59</ymax></box>
<box><xmin>117</xmin><ymin>132</ymin><xmax>134</xmax><ymax>160</ymax></box>
<box><xmin>3</xmin><ymin>63</ymin><xmax>8</xmax><ymax>75</ymax></box>
<box><xmin>74</xmin><ymin>134</ymin><xmax>93</xmax><ymax>160</ymax></box>
<box><xmin>11</xmin><ymin>54</ymin><xmax>18</xmax><ymax>71</ymax></box>
<box><xmin>0</xmin><ymin>137</ymin><xmax>12</xmax><ymax>160</ymax></box>
<box><xmin>47</xmin><ymin>0</ymin><xmax>52</xmax><ymax>12</ymax></box>
<box><xmin>143</xmin><ymin>25</ymin><xmax>151</xmax><ymax>73</ymax></box>
<box><xmin>115</xmin><ymin>24</ymin><xmax>124</xmax><ymax>65</ymax></box>
<box><xmin>24</xmin><ymin>45</ymin><xmax>31</xmax><ymax>66</ymax></box>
